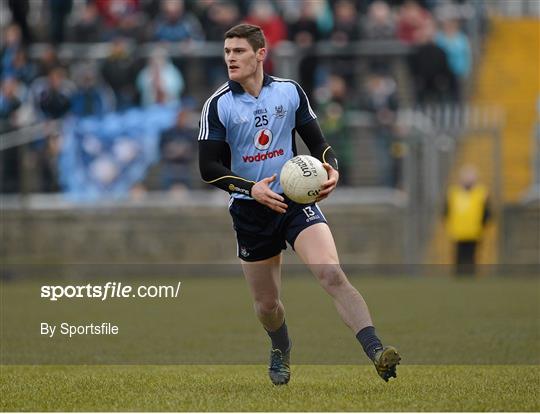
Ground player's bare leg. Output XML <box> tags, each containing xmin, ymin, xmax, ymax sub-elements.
<box><xmin>294</xmin><ymin>223</ymin><xmax>372</xmax><ymax>332</ymax></box>
<box><xmin>294</xmin><ymin>222</ymin><xmax>400</xmax><ymax>381</ymax></box>
<box><xmin>241</xmin><ymin>254</ymin><xmax>284</xmax><ymax>331</ymax></box>
<box><xmin>242</xmin><ymin>254</ymin><xmax>291</xmax><ymax>385</ymax></box>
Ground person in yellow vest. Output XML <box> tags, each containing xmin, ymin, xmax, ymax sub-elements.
<box><xmin>444</xmin><ymin>166</ymin><xmax>492</xmax><ymax>275</ymax></box>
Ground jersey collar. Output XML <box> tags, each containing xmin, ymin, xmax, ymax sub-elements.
<box><xmin>228</xmin><ymin>74</ymin><xmax>274</xmax><ymax>94</ymax></box>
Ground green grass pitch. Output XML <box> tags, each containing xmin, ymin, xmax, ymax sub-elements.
<box><xmin>1</xmin><ymin>365</ymin><xmax>539</xmax><ymax>411</ymax></box>
<box><xmin>1</xmin><ymin>274</ymin><xmax>539</xmax><ymax>411</ymax></box>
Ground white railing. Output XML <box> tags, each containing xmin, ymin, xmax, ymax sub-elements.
<box><xmin>487</xmin><ymin>0</ymin><xmax>540</xmax><ymax>17</ymax></box>
<box><xmin>523</xmin><ymin>106</ymin><xmax>540</xmax><ymax>202</ymax></box>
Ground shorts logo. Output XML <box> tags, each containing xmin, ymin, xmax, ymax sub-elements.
<box><xmin>254</xmin><ymin>129</ymin><xmax>272</xmax><ymax>150</ymax></box>
<box><xmin>302</xmin><ymin>206</ymin><xmax>321</xmax><ymax>222</ymax></box>
<box><xmin>240</xmin><ymin>247</ymin><xmax>250</xmax><ymax>257</ymax></box>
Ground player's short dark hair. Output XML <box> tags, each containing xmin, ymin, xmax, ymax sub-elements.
<box><xmin>224</xmin><ymin>24</ymin><xmax>266</xmax><ymax>52</ymax></box>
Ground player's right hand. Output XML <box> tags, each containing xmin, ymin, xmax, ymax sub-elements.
<box><xmin>251</xmin><ymin>174</ymin><xmax>288</xmax><ymax>214</ymax></box>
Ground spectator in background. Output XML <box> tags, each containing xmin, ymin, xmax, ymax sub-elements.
<box><xmin>140</xmin><ymin>0</ymin><xmax>162</xmax><ymax>21</ymax></box>
<box><xmin>245</xmin><ymin>0</ymin><xmax>287</xmax><ymax>73</ymax></box>
<box><xmin>435</xmin><ymin>17</ymin><xmax>471</xmax><ymax>101</ymax></box>
<box><xmin>287</xmin><ymin>0</ymin><xmax>322</xmax><ymax>100</ymax></box>
<box><xmin>8</xmin><ymin>49</ymin><xmax>37</xmax><ymax>85</ymax></box>
<box><xmin>407</xmin><ymin>19</ymin><xmax>457</xmax><ymax>105</ymax></box>
<box><xmin>202</xmin><ymin>1</ymin><xmax>241</xmax><ymax>88</ymax></box>
<box><xmin>70</xmin><ymin>62</ymin><xmax>115</xmax><ymax>117</ymax></box>
<box><xmin>362</xmin><ymin>70</ymin><xmax>401</xmax><ymax>187</ymax></box>
<box><xmin>0</xmin><ymin>76</ymin><xmax>24</xmax><ymax>193</ymax></box>
<box><xmin>362</xmin><ymin>0</ymin><xmax>397</xmax><ymax>73</ymax></box>
<box><xmin>7</xmin><ymin>0</ymin><xmax>31</xmax><ymax>43</ymax></box>
<box><xmin>101</xmin><ymin>37</ymin><xmax>140</xmax><ymax>110</ymax></box>
<box><xmin>316</xmin><ymin>73</ymin><xmax>354</xmax><ymax>185</ymax></box>
<box><xmin>49</xmin><ymin>0</ymin><xmax>73</xmax><ymax>44</ymax></box>
<box><xmin>203</xmin><ymin>1</ymin><xmax>241</xmax><ymax>42</ymax></box>
<box><xmin>245</xmin><ymin>0</ymin><xmax>287</xmax><ymax>47</ymax></box>
<box><xmin>362</xmin><ymin>0</ymin><xmax>396</xmax><ymax>40</ymax></box>
<box><xmin>31</xmin><ymin>66</ymin><xmax>75</xmax><ymax>119</ymax></box>
<box><xmin>35</xmin><ymin>45</ymin><xmax>62</xmax><ymax>79</ymax></box>
<box><xmin>1</xmin><ymin>24</ymin><xmax>23</xmax><ymax>78</ymax></box>
<box><xmin>0</xmin><ymin>76</ymin><xmax>23</xmax><ymax>133</ymax></box>
<box><xmin>329</xmin><ymin>0</ymin><xmax>361</xmax><ymax>44</ymax></box>
<box><xmin>95</xmin><ymin>0</ymin><xmax>139</xmax><ymax>26</ymax></box>
<box><xmin>117</xmin><ymin>10</ymin><xmax>149</xmax><ymax>42</ymax></box>
<box><xmin>315</xmin><ymin>0</ymin><xmax>335</xmax><ymax>39</ymax></box>
<box><xmin>34</xmin><ymin>130</ymin><xmax>62</xmax><ymax>193</ymax></box>
<box><xmin>95</xmin><ymin>0</ymin><xmax>147</xmax><ymax>41</ymax></box>
<box><xmin>136</xmin><ymin>48</ymin><xmax>184</xmax><ymax>106</ymax></box>
<box><xmin>396</xmin><ymin>0</ymin><xmax>432</xmax><ymax>44</ymax></box>
<box><xmin>444</xmin><ymin>165</ymin><xmax>491</xmax><ymax>276</ymax></box>
<box><xmin>282</xmin><ymin>0</ymin><xmax>334</xmax><ymax>40</ymax></box>
<box><xmin>25</xmin><ymin>66</ymin><xmax>73</xmax><ymax>192</ymax></box>
<box><xmin>159</xmin><ymin>107</ymin><xmax>196</xmax><ymax>192</ymax></box>
<box><xmin>389</xmin><ymin>0</ymin><xmax>430</xmax><ymax>7</ymax></box>
<box><xmin>153</xmin><ymin>0</ymin><xmax>205</xmax><ymax>43</ymax></box>
<box><xmin>328</xmin><ymin>0</ymin><xmax>360</xmax><ymax>90</ymax></box>
<box><xmin>191</xmin><ymin>0</ymin><xmax>216</xmax><ymax>28</ymax></box>
<box><xmin>287</xmin><ymin>0</ymin><xmax>320</xmax><ymax>44</ymax></box>
<box><xmin>0</xmin><ymin>77</ymin><xmax>22</xmax><ymax>193</ymax></box>
<box><xmin>71</xmin><ymin>1</ymin><xmax>103</xmax><ymax>42</ymax></box>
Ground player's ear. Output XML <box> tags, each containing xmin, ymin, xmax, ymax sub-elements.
<box><xmin>256</xmin><ymin>47</ymin><xmax>267</xmax><ymax>62</ymax></box>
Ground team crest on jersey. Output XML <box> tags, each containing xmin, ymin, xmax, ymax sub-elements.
<box><xmin>273</xmin><ymin>105</ymin><xmax>287</xmax><ymax>119</ymax></box>
<box><xmin>254</xmin><ymin>129</ymin><xmax>273</xmax><ymax>150</ymax></box>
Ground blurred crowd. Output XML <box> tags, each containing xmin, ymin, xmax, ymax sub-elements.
<box><xmin>1</xmin><ymin>0</ymin><xmax>479</xmax><ymax>196</ymax></box>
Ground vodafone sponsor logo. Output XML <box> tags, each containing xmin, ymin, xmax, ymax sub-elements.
<box><xmin>254</xmin><ymin>129</ymin><xmax>272</xmax><ymax>150</ymax></box>
<box><xmin>242</xmin><ymin>148</ymin><xmax>284</xmax><ymax>163</ymax></box>
<box><xmin>243</xmin><ymin>128</ymin><xmax>283</xmax><ymax>162</ymax></box>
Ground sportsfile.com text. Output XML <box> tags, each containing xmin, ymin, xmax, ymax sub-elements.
<box><xmin>40</xmin><ymin>282</ymin><xmax>182</xmax><ymax>301</ymax></box>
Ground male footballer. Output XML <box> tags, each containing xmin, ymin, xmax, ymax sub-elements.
<box><xmin>198</xmin><ymin>24</ymin><xmax>400</xmax><ymax>385</ymax></box>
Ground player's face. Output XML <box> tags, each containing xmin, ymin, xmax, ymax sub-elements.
<box><xmin>224</xmin><ymin>37</ymin><xmax>265</xmax><ymax>83</ymax></box>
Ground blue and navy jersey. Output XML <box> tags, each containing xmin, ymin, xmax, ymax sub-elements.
<box><xmin>198</xmin><ymin>74</ymin><xmax>317</xmax><ymax>199</ymax></box>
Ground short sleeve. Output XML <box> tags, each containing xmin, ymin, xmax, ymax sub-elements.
<box><xmin>198</xmin><ymin>95</ymin><xmax>226</xmax><ymax>141</ymax></box>
<box><xmin>294</xmin><ymin>82</ymin><xmax>317</xmax><ymax>127</ymax></box>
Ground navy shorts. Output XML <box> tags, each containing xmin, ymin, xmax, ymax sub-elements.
<box><xmin>229</xmin><ymin>196</ymin><xmax>327</xmax><ymax>262</ymax></box>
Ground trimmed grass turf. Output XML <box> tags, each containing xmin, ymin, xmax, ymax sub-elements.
<box><xmin>1</xmin><ymin>365</ymin><xmax>539</xmax><ymax>411</ymax></box>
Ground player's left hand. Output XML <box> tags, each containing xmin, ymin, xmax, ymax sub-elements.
<box><xmin>316</xmin><ymin>163</ymin><xmax>339</xmax><ymax>202</ymax></box>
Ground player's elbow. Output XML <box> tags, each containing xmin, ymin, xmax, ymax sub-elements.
<box><xmin>199</xmin><ymin>169</ymin><xmax>211</xmax><ymax>183</ymax></box>
<box><xmin>199</xmin><ymin>161</ymin><xmax>213</xmax><ymax>183</ymax></box>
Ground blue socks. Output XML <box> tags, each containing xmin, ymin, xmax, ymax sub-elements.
<box><xmin>267</xmin><ymin>321</ymin><xmax>291</xmax><ymax>353</ymax></box>
<box><xmin>268</xmin><ymin>322</ymin><xmax>381</xmax><ymax>359</ymax></box>
<box><xmin>356</xmin><ymin>326</ymin><xmax>383</xmax><ymax>361</ymax></box>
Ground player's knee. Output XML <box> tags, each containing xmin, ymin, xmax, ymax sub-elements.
<box><xmin>255</xmin><ymin>298</ymin><xmax>280</xmax><ymax>316</ymax></box>
<box><xmin>317</xmin><ymin>265</ymin><xmax>346</xmax><ymax>291</ymax></box>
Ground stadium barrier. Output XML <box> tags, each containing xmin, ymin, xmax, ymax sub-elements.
<box><xmin>1</xmin><ymin>188</ymin><xmax>407</xmax><ymax>267</ymax></box>
<box><xmin>2</xmin><ymin>104</ymin><xmax>515</xmax><ymax>265</ymax></box>
<box><xmin>501</xmin><ymin>201</ymin><xmax>540</xmax><ymax>264</ymax></box>
<box><xmin>522</xmin><ymin>97</ymin><xmax>540</xmax><ymax>202</ymax></box>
